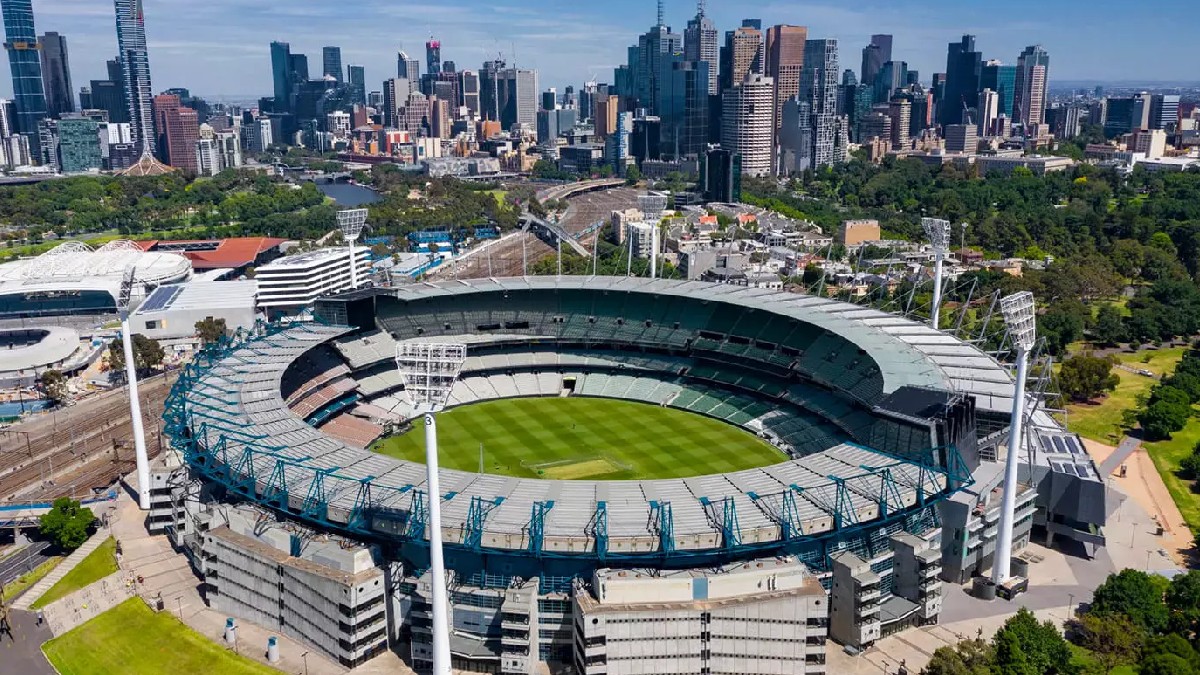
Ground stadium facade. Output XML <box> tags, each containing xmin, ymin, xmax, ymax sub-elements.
<box><xmin>157</xmin><ymin>277</ymin><xmax>1106</xmax><ymax>673</ymax></box>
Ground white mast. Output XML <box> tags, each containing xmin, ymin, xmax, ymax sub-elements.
<box><xmin>922</xmin><ymin>218</ymin><xmax>951</xmax><ymax>330</ymax></box>
<box><xmin>117</xmin><ymin>265</ymin><xmax>151</xmax><ymax>510</ymax></box>
<box><xmin>395</xmin><ymin>343</ymin><xmax>467</xmax><ymax>675</ymax></box>
<box><xmin>992</xmin><ymin>291</ymin><xmax>1036</xmax><ymax>585</ymax></box>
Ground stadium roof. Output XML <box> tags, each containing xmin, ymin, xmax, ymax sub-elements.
<box><xmin>0</xmin><ymin>326</ymin><xmax>80</xmax><ymax>373</ymax></box>
<box><xmin>132</xmin><ymin>280</ymin><xmax>257</xmax><ymax>316</ymax></box>
<box><xmin>0</xmin><ymin>240</ymin><xmax>191</xmax><ymax>302</ymax></box>
<box><xmin>136</xmin><ymin>237</ymin><xmax>287</xmax><ymax>270</ymax></box>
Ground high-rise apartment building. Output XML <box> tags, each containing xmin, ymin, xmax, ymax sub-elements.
<box><xmin>56</xmin><ymin>115</ymin><xmax>101</xmax><ymax>172</ymax></box>
<box><xmin>479</xmin><ymin>59</ymin><xmax>505</xmax><ymax>123</ymax></box>
<box><xmin>2</xmin><ymin>0</ymin><xmax>48</xmax><ymax>156</ymax></box>
<box><xmin>940</xmin><ymin>35</ymin><xmax>982</xmax><ymax>126</ymax></box>
<box><xmin>888</xmin><ymin>97</ymin><xmax>911</xmax><ymax>149</ymax></box>
<box><xmin>397</xmin><ymin>51</ymin><xmax>419</xmax><ymax>81</ymax></box>
<box><xmin>195</xmin><ymin>137</ymin><xmax>220</xmax><ymax>176</ymax></box>
<box><xmin>719</xmin><ymin>25</ymin><xmax>762</xmax><ymax>91</ymax></box>
<box><xmin>1149</xmin><ymin>94</ymin><xmax>1181</xmax><ymax>131</ymax></box>
<box><xmin>860</xmin><ymin>34</ymin><xmax>892</xmax><ymax>90</ymax></box>
<box><xmin>1131</xmin><ymin>91</ymin><xmax>1153</xmax><ymax>131</ymax></box>
<box><xmin>683</xmin><ymin>2</ymin><xmax>718</xmax><ymax>94</ymax></box>
<box><xmin>322</xmin><ymin>46</ymin><xmax>343</xmax><ymax>82</ymax></box>
<box><xmin>114</xmin><ymin>0</ymin><xmax>156</xmax><ymax>154</ymax></box>
<box><xmin>382</xmin><ymin>78</ymin><xmax>411</xmax><ymax>129</ymax></box>
<box><xmin>153</xmin><ymin>93</ymin><xmax>199</xmax><ymax>172</ymax></box>
<box><xmin>1013</xmin><ymin>45</ymin><xmax>1049</xmax><ymax>127</ymax></box>
<box><xmin>765</xmin><ymin>23</ymin><xmax>806</xmax><ymax>171</ymax></box>
<box><xmin>0</xmin><ymin>97</ymin><xmax>14</xmax><ymax>136</ymax></box>
<box><xmin>720</xmin><ymin>73</ymin><xmax>773</xmax><ymax>177</ymax></box>
<box><xmin>347</xmin><ymin>65</ymin><xmax>366</xmax><ymax>106</ymax></box>
<box><xmin>874</xmin><ymin>60</ymin><xmax>908</xmax><ymax>104</ymax></box>
<box><xmin>594</xmin><ymin>94</ymin><xmax>618</xmax><ymax>138</ymax></box>
<box><xmin>798</xmin><ymin>38</ymin><xmax>841</xmax><ymax>169</ymax></box>
<box><xmin>980</xmin><ymin>61</ymin><xmax>1016</xmax><ymax>119</ymax></box>
<box><xmin>39</xmin><ymin>32</ymin><xmax>73</xmax><ymax>117</ymax></box>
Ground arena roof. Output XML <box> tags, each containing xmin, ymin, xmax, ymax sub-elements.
<box><xmin>0</xmin><ymin>326</ymin><xmax>80</xmax><ymax>373</ymax></box>
<box><xmin>136</xmin><ymin>237</ymin><xmax>286</xmax><ymax>270</ymax></box>
<box><xmin>0</xmin><ymin>240</ymin><xmax>191</xmax><ymax>303</ymax></box>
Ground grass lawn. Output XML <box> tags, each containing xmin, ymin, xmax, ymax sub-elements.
<box><xmin>1</xmin><ymin>556</ymin><xmax>64</xmax><ymax>602</ymax></box>
<box><xmin>1145</xmin><ymin>418</ymin><xmax>1200</xmax><ymax>534</ymax></box>
<box><xmin>371</xmin><ymin>397</ymin><xmax>786</xmax><ymax>480</ymax></box>
<box><xmin>1065</xmin><ymin>347</ymin><xmax>1185</xmax><ymax>444</ymax></box>
<box><xmin>31</xmin><ymin>537</ymin><xmax>119</xmax><ymax>610</ymax></box>
<box><xmin>43</xmin><ymin>597</ymin><xmax>279</xmax><ymax>675</ymax></box>
<box><xmin>485</xmin><ymin>189</ymin><xmax>509</xmax><ymax>206</ymax></box>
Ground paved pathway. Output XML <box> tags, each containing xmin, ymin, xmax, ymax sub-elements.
<box><xmin>0</xmin><ymin>605</ymin><xmax>55</xmax><ymax>675</ymax></box>
<box><xmin>11</xmin><ymin>526</ymin><xmax>111</xmax><ymax>611</ymax></box>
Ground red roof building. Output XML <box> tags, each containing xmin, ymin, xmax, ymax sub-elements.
<box><xmin>136</xmin><ymin>237</ymin><xmax>287</xmax><ymax>271</ymax></box>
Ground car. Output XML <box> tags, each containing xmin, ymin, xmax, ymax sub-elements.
<box><xmin>1138</xmin><ymin>369</ymin><xmax>1154</xmax><ymax>377</ymax></box>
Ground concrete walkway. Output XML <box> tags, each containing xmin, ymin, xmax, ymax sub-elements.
<box><xmin>42</xmin><ymin>572</ymin><xmax>134</xmax><ymax>636</ymax></box>
<box><xmin>11</xmin><ymin>527</ymin><xmax>111</xmax><ymax>611</ymax></box>
<box><xmin>0</xmin><ymin>605</ymin><xmax>56</xmax><ymax>675</ymax></box>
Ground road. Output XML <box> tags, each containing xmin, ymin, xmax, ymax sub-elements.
<box><xmin>0</xmin><ymin>540</ymin><xmax>52</xmax><ymax>587</ymax></box>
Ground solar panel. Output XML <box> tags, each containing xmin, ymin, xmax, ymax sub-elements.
<box><xmin>1051</xmin><ymin>436</ymin><xmax>1067</xmax><ymax>454</ymax></box>
<box><xmin>1066</xmin><ymin>436</ymin><xmax>1083</xmax><ymax>455</ymax></box>
<box><xmin>1074</xmin><ymin>464</ymin><xmax>1090</xmax><ymax>478</ymax></box>
<box><xmin>140</xmin><ymin>285</ymin><xmax>184</xmax><ymax>312</ymax></box>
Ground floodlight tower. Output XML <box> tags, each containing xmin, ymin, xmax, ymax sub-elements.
<box><xmin>337</xmin><ymin>209</ymin><xmax>369</xmax><ymax>290</ymax></box>
<box><xmin>638</xmin><ymin>194</ymin><xmax>667</xmax><ymax>279</ymax></box>
<box><xmin>992</xmin><ymin>291</ymin><xmax>1036</xmax><ymax>586</ymax></box>
<box><xmin>395</xmin><ymin>342</ymin><xmax>467</xmax><ymax>675</ymax></box>
<box><xmin>922</xmin><ymin>218</ymin><xmax>952</xmax><ymax>330</ymax></box>
<box><xmin>117</xmin><ymin>265</ymin><xmax>151</xmax><ymax>510</ymax></box>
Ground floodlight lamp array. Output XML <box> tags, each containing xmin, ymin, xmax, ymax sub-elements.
<box><xmin>921</xmin><ymin>218</ymin><xmax>952</xmax><ymax>252</ymax></box>
<box><xmin>336</xmin><ymin>209</ymin><xmax>369</xmax><ymax>241</ymax></box>
<box><xmin>638</xmin><ymin>194</ymin><xmax>668</xmax><ymax>222</ymax></box>
<box><xmin>395</xmin><ymin>342</ymin><xmax>467</xmax><ymax>409</ymax></box>
<box><xmin>1000</xmin><ymin>291</ymin><xmax>1037</xmax><ymax>351</ymax></box>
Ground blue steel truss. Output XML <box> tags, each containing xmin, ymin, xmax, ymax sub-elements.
<box><xmin>164</xmin><ymin>320</ymin><xmax>977</xmax><ymax>573</ymax></box>
<box><xmin>529</xmin><ymin>501</ymin><xmax>554</xmax><ymax>556</ymax></box>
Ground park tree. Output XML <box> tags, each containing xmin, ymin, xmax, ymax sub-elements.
<box><xmin>39</xmin><ymin>369</ymin><xmax>69</xmax><ymax>404</ymax></box>
<box><xmin>194</xmin><ymin>317</ymin><xmax>227</xmax><ymax>345</ymax></box>
<box><xmin>991</xmin><ymin>608</ymin><xmax>1077</xmax><ymax>675</ymax></box>
<box><xmin>1073</xmin><ymin>613</ymin><xmax>1143</xmax><ymax>674</ymax></box>
<box><xmin>920</xmin><ymin>637</ymin><xmax>992</xmax><ymax>675</ymax></box>
<box><xmin>108</xmin><ymin>333</ymin><xmax>165</xmax><ymax>376</ymax></box>
<box><xmin>1092</xmin><ymin>304</ymin><xmax>1126</xmax><ymax>346</ymax></box>
<box><xmin>1039</xmin><ymin>303</ymin><xmax>1087</xmax><ymax>356</ymax></box>
<box><xmin>1089</xmin><ymin>569</ymin><xmax>1170</xmax><ymax>634</ymax></box>
<box><xmin>1165</xmin><ymin>570</ymin><xmax>1200</xmax><ymax>636</ymax></box>
<box><xmin>1057</xmin><ymin>354</ymin><xmax>1119</xmax><ymax>402</ymax></box>
<box><xmin>39</xmin><ymin>497</ymin><xmax>95</xmax><ymax>551</ymax></box>
<box><xmin>1140</xmin><ymin>634</ymin><xmax>1200</xmax><ymax>675</ymax></box>
<box><xmin>624</xmin><ymin>164</ymin><xmax>642</xmax><ymax>185</ymax></box>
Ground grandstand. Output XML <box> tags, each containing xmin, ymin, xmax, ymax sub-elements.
<box><xmin>160</xmin><ymin>277</ymin><xmax>1108</xmax><ymax>673</ymax></box>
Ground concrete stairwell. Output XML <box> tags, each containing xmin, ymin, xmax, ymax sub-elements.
<box><xmin>11</xmin><ymin>528</ymin><xmax>110</xmax><ymax>610</ymax></box>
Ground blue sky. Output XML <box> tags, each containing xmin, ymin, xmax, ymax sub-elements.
<box><xmin>3</xmin><ymin>0</ymin><xmax>1196</xmax><ymax>101</ymax></box>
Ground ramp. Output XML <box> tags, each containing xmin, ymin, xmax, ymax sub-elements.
<box><xmin>1099</xmin><ymin>436</ymin><xmax>1140</xmax><ymax>478</ymax></box>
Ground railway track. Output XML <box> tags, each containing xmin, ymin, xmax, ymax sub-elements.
<box><xmin>0</xmin><ymin>374</ymin><xmax>174</xmax><ymax>501</ymax></box>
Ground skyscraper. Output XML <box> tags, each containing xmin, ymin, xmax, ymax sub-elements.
<box><xmin>114</xmin><ymin>0</ymin><xmax>155</xmax><ymax>154</ymax></box>
<box><xmin>656</xmin><ymin>56</ymin><xmax>709</xmax><ymax>158</ymax></box>
<box><xmin>873</xmin><ymin>60</ymin><xmax>908</xmax><ymax>104</ymax></box>
<box><xmin>980</xmin><ymin>61</ymin><xmax>1016</xmax><ymax>119</ymax></box>
<box><xmin>940</xmin><ymin>35</ymin><xmax>982</xmax><ymax>127</ymax></box>
<box><xmin>719</xmin><ymin>24</ymin><xmax>762</xmax><ymax>91</ymax></box>
<box><xmin>765</xmin><ymin>24</ymin><xmax>806</xmax><ymax>172</ymax></box>
<box><xmin>57</xmin><ymin>116</ymin><xmax>101</xmax><ymax>172</ymax></box>
<box><xmin>2</xmin><ymin>0</ymin><xmax>48</xmax><ymax>155</ymax></box>
<box><xmin>322</xmin><ymin>46</ymin><xmax>343</xmax><ymax>83</ymax></box>
<box><xmin>459</xmin><ymin>70</ymin><xmax>480</xmax><ymax>117</ymax></box>
<box><xmin>720</xmin><ymin>74</ymin><xmax>773</xmax><ymax>177</ymax></box>
<box><xmin>1013</xmin><ymin>45</ymin><xmax>1049</xmax><ymax>127</ymax></box>
<box><xmin>153</xmin><ymin>93</ymin><xmax>198</xmax><ymax>172</ymax></box>
<box><xmin>39</xmin><ymin>32</ymin><xmax>73</xmax><ymax>117</ymax></box>
<box><xmin>499</xmin><ymin>68</ymin><xmax>537</xmax><ymax>130</ymax></box>
<box><xmin>860</xmin><ymin>34</ymin><xmax>892</xmax><ymax>88</ymax></box>
<box><xmin>397</xmin><ymin>51</ymin><xmax>419</xmax><ymax>81</ymax></box>
<box><xmin>797</xmin><ymin>38</ymin><xmax>840</xmax><ymax>170</ymax></box>
<box><xmin>1149</xmin><ymin>94</ymin><xmax>1181</xmax><ymax>131</ymax></box>
<box><xmin>479</xmin><ymin>58</ymin><xmax>505</xmax><ymax>122</ymax></box>
<box><xmin>347</xmin><ymin>65</ymin><xmax>366</xmax><ymax>106</ymax></box>
<box><xmin>426</xmin><ymin>38</ymin><xmax>441</xmax><ymax>76</ymax></box>
<box><xmin>628</xmin><ymin>4</ymin><xmax>682</xmax><ymax>114</ymax></box>
<box><xmin>683</xmin><ymin>1</ymin><xmax>718</xmax><ymax>94</ymax></box>
<box><xmin>270</xmin><ymin>41</ymin><xmax>291</xmax><ymax>106</ymax></box>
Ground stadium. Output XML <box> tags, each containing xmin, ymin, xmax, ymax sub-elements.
<box><xmin>159</xmin><ymin>277</ymin><xmax>1107</xmax><ymax>674</ymax></box>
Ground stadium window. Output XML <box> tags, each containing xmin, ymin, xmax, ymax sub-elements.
<box><xmin>588</xmin><ymin>317</ymin><xmax>596</xmax><ymax>323</ymax></box>
<box><xmin>416</xmin><ymin>327</ymin><xmax>424</xmax><ymax>335</ymax></box>
<box><xmin>444</xmin><ymin>323</ymin><xmax>451</xmax><ymax>331</ymax></box>
<box><xmin>644</xmin><ymin>320</ymin><xmax>652</xmax><ymax>327</ymax></box>
<box><xmin>616</xmin><ymin>318</ymin><xmax>624</xmax><ymax>325</ymax></box>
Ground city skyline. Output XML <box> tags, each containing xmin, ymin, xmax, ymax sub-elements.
<box><xmin>1</xmin><ymin>0</ymin><xmax>1196</xmax><ymax>102</ymax></box>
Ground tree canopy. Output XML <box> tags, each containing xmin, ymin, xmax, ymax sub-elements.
<box><xmin>39</xmin><ymin>497</ymin><xmax>96</xmax><ymax>551</ymax></box>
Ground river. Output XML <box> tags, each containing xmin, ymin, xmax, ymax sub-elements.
<box><xmin>317</xmin><ymin>182</ymin><xmax>381</xmax><ymax>207</ymax></box>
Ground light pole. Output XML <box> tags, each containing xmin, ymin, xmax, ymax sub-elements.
<box><xmin>638</xmin><ymin>194</ymin><xmax>667</xmax><ymax>279</ymax></box>
<box><xmin>116</xmin><ymin>265</ymin><xmax>151</xmax><ymax>510</ymax></box>
<box><xmin>336</xmin><ymin>209</ymin><xmax>368</xmax><ymax>290</ymax></box>
<box><xmin>922</xmin><ymin>218</ymin><xmax>951</xmax><ymax>330</ymax></box>
<box><xmin>395</xmin><ymin>342</ymin><xmax>467</xmax><ymax>675</ymax></box>
<box><xmin>992</xmin><ymin>291</ymin><xmax>1036</xmax><ymax>586</ymax></box>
